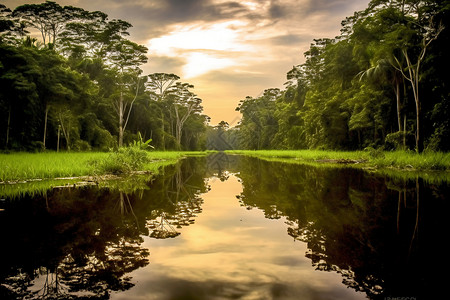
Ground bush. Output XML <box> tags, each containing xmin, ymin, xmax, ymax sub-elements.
<box><xmin>385</xmin><ymin>131</ymin><xmax>415</xmax><ymax>150</ymax></box>
<box><xmin>364</xmin><ymin>146</ymin><xmax>385</xmax><ymax>159</ymax></box>
<box><xmin>96</xmin><ymin>146</ymin><xmax>151</xmax><ymax>174</ymax></box>
<box><xmin>73</xmin><ymin>140</ymin><xmax>92</xmax><ymax>151</ymax></box>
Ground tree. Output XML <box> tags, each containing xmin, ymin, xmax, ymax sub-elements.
<box><xmin>0</xmin><ymin>43</ymin><xmax>40</xmax><ymax>149</ymax></box>
<box><xmin>364</xmin><ymin>0</ymin><xmax>445</xmax><ymax>152</ymax></box>
<box><xmin>0</xmin><ymin>3</ymin><xmax>156</xmax><ymax>151</ymax></box>
<box><xmin>169</xmin><ymin>82</ymin><xmax>203</xmax><ymax>150</ymax></box>
<box><xmin>60</xmin><ymin>16</ymin><xmax>131</xmax><ymax>60</ymax></box>
<box><xmin>146</xmin><ymin>73</ymin><xmax>181</xmax><ymax>150</ymax></box>
<box><xmin>107</xmin><ymin>39</ymin><xmax>148</xmax><ymax>147</ymax></box>
<box><xmin>1</xmin><ymin>4</ymin><xmax>28</xmax><ymax>44</ymax></box>
<box><xmin>13</xmin><ymin>1</ymin><xmax>84</xmax><ymax>48</ymax></box>
<box><xmin>391</xmin><ymin>20</ymin><xmax>444</xmax><ymax>152</ymax></box>
<box><xmin>236</xmin><ymin>89</ymin><xmax>280</xmax><ymax>149</ymax></box>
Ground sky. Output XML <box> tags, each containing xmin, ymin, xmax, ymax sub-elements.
<box><xmin>3</xmin><ymin>0</ymin><xmax>371</xmax><ymax>125</ymax></box>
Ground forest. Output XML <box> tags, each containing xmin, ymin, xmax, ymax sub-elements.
<box><xmin>1</xmin><ymin>0</ymin><xmax>449</xmax><ymax>153</ymax></box>
<box><xmin>218</xmin><ymin>0</ymin><xmax>450</xmax><ymax>153</ymax></box>
<box><xmin>0</xmin><ymin>1</ymin><xmax>208</xmax><ymax>152</ymax></box>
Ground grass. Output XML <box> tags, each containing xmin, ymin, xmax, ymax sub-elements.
<box><xmin>0</xmin><ymin>152</ymin><xmax>107</xmax><ymax>182</ymax></box>
<box><xmin>3</xmin><ymin>149</ymin><xmax>448</xmax><ymax>182</ymax></box>
<box><xmin>0</xmin><ymin>150</ymin><xmax>209</xmax><ymax>182</ymax></box>
<box><xmin>2</xmin><ymin>149</ymin><xmax>448</xmax><ymax>197</ymax></box>
<box><xmin>225</xmin><ymin>150</ymin><xmax>450</xmax><ymax>171</ymax></box>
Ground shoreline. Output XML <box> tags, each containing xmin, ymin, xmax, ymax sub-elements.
<box><xmin>2</xmin><ymin>149</ymin><xmax>449</xmax><ymax>184</ymax></box>
<box><xmin>225</xmin><ymin>150</ymin><xmax>450</xmax><ymax>171</ymax></box>
<box><xmin>0</xmin><ymin>151</ymin><xmax>211</xmax><ymax>182</ymax></box>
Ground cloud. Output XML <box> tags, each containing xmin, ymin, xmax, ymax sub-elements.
<box><xmin>269</xmin><ymin>1</ymin><xmax>287</xmax><ymax>19</ymax></box>
<box><xmin>144</xmin><ymin>55</ymin><xmax>185</xmax><ymax>75</ymax></box>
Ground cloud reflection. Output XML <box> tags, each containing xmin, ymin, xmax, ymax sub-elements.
<box><xmin>114</xmin><ymin>175</ymin><xmax>364</xmax><ymax>299</ymax></box>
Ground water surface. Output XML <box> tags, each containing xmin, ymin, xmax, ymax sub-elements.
<box><xmin>0</xmin><ymin>154</ymin><xmax>448</xmax><ymax>299</ymax></box>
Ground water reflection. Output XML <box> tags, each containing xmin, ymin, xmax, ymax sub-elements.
<box><xmin>0</xmin><ymin>186</ymin><xmax>149</xmax><ymax>299</ymax></box>
<box><xmin>0</xmin><ymin>159</ymin><xmax>209</xmax><ymax>299</ymax></box>
<box><xmin>0</xmin><ymin>155</ymin><xmax>448</xmax><ymax>299</ymax></box>
<box><xmin>232</xmin><ymin>156</ymin><xmax>449</xmax><ymax>299</ymax></box>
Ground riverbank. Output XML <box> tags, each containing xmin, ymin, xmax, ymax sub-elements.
<box><xmin>2</xmin><ymin>149</ymin><xmax>449</xmax><ymax>187</ymax></box>
<box><xmin>0</xmin><ymin>151</ymin><xmax>210</xmax><ymax>183</ymax></box>
<box><xmin>225</xmin><ymin>150</ymin><xmax>450</xmax><ymax>171</ymax></box>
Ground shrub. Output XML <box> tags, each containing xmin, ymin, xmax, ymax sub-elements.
<box><xmin>385</xmin><ymin>131</ymin><xmax>415</xmax><ymax>150</ymax></box>
<box><xmin>96</xmin><ymin>146</ymin><xmax>151</xmax><ymax>174</ymax></box>
<box><xmin>364</xmin><ymin>146</ymin><xmax>385</xmax><ymax>159</ymax></box>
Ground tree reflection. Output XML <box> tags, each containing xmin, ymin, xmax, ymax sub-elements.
<box><xmin>148</xmin><ymin>212</ymin><xmax>181</xmax><ymax>239</ymax></box>
<box><xmin>0</xmin><ymin>186</ymin><xmax>149</xmax><ymax>299</ymax></box>
<box><xmin>146</xmin><ymin>160</ymin><xmax>206</xmax><ymax>239</ymax></box>
<box><xmin>0</xmin><ymin>158</ymin><xmax>209</xmax><ymax>299</ymax></box>
<box><xmin>234</xmin><ymin>156</ymin><xmax>449</xmax><ymax>299</ymax></box>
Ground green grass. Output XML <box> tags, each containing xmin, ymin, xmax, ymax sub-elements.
<box><xmin>0</xmin><ymin>151</ymin><xmax>209</xmax><ymax>182</ymax></box>
<box><xmin>0</xmin><ymin>152</ymin><xmax>107</xmax><ymax>182</ymax></box>
<box><xmin>225</xmin><ymin>150</ymin><xmax>450</xmax><ymax>171</ymax></box>
<box><xmin>2</xmin><ymin>149</ymin><xmax>448</xmax><ymax>197</ymax></box>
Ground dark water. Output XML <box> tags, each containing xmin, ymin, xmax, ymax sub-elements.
<box><xmin>0</xmin><ymin>154</ymin><xmax>448</xmax><ymax>300</ymax></box>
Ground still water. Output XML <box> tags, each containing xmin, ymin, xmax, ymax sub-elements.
<box><xmin>0</xmin><ymin>154</ymin><xmax>448</xmax><ymax>299</ymax></box>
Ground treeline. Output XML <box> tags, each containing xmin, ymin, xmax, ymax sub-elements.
<box><xmin>0</xmin><ymin>1</ymin><xmax>208</xmax><ymax>152</ymax></box>
<box><xmin>224</xmin><ymin>0</ymin><xmax>449</xmax><ymax>152</ymax></box>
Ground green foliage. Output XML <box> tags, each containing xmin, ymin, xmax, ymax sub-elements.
<box><xmin>385</xmin><ymin>131</ymin><xmax>415</xmax><ymax>150</ymax></box>
<box><xmin>146</xmin><ymin>73</ymin><xmax>208</xmax><ymax>151</ymax></box>
<box><xmin>96</xmin><ymin>146</ymin><xmax>151</xmax><ymax>175</ymax></box>
<box><xmin>131</xmin><ymin>132</ymin><xmax>155</xmax><ymax>150</ymax></box>
<box><xmin>363</xmin><ymin>146</ymin><xmax>385</xmax><ymax>159</ymax></box>
<box><xmin>0</xmin><ymin>3</ymin><xmax>207</xmax><ymax>152</ymax></box>
<box><xmin>233</xmin><ymin>0</ymin><xmax>449</xmax><ymax>152</ymax></box>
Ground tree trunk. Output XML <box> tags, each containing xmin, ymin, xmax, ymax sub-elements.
<box><xmin>161</xmin><ymin>111</ymin><xmax>165</xmax><ymax>150</ymax></box>
<box><xmin>407</xmin><ymin>51</ymin><xmax>422</xmax><ymax>153</ymax></box>
<box><xmin>395</xmin><ymin>79</ymin><xmax>402</xmax><ymax>132</ymax></box>
<box><xmin>57</xmin><ymin>125</ymin><xmax>61</xmax><ymax>152</ymax></box>
<box><xmin>174</xmin><ymin>104</ymin><xmax>194</xmax><ymax>150</ymax></box>
<box><xmin>398</xmin><ymin>48</ymin><xmax>422</xmax><ymax>152</ymax></box>
<box><xmin>122</xmin><ymin>78</ymin><xmax>141</xmax><ymax>147</ymax></box>
<box><xmin>118</xmin><ymin>91</ymin><xmax>124</xmax><ymax>147</ymax></box>
<box><xmin>415</xmin><ymin>96</ymin><xmax>422</xmax><ymax>153</ymax></box>
<box><xmin>175</xmin><ymin>108</ymin><xmax>182</xmax><ymax>150</ymax></box>
<box><xmin>59</xmin><ymin>113</ymin><xmax>71</xmax><ymax>152</ymax></box>
<box><xmin>403</xmin><ymin>115</ymin><xmax>407</xmax><ymax>148</ymax></box>
<box><xmin>176</xmin><ymin>126</ymin><xmax>182</xmax><ymax>150</ymax></box>
<box><xmin>6</xmin><ymin>105</ymin><xmax>11</xmax><ymax>148</ymax></box>
<box><xmin>43</xmin><ymin>105</ymin><xmax>49</xmax><ymax>150</ymax></box>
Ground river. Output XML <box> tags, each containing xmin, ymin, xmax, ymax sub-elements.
<box><xmin>0</xmin><ymin>153</ymin><xmax>448</xmax><ymax>299</ymax></box>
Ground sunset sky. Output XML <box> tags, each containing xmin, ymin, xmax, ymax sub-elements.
<box><xmin>4</xmin><ymin>0</ymin><xmax>371</xmax><ymax>125</ymax></box>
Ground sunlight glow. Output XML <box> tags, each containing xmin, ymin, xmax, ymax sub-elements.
<box><xmin>149</xmin><ymin>21</ymin><xmax>247</xmax><ymax>53</ymax></box>
<box><xmin>241</xmin><ymin>1</ymin><xmax>259</xmax><ymax>11</ymax></box>
<box><xmin>148</xmin><ymin>21</ymin><xmax>250</xmax><ymax>78</ymax></box>
<box><xmin>183</xmin><ymin>53</ymin><xmax>234</xmax><ymax>79</ymax></box>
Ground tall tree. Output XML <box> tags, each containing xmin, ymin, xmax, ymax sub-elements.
<box><xmin>13</xmin><ymin>1</ymin><xmax>86</xmax><ymax>49</ymax></box>
<box><xmin>364</xmin><ymin>0</ymin><xmax>444</xmax><ymax>152</ymax></box>
<box><xmin>169</xmin><ymin>82</ymin><xmax>203</xmax><ymax>150</ymax></box>
<box><xmin>146</xmin><ymin>73</ymin><xmax>180</xmax><ymax>150</ymax></box>
<box><xmin>107</xmin><ymin>38</ymin><xmax>148</xmax><ymax>147</ymax></box>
